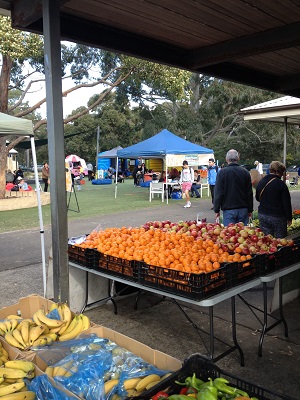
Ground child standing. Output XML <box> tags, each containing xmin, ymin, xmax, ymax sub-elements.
<box><xmin>180</xmin><ymin>160</ymin><xmax>194</xmax><ymax>208</ymax></box>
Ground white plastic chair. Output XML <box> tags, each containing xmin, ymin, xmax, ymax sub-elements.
<box><xmin>200</xmin><ymin>178</ymin><xmax>210</xmax><ymax>197</ymax></box>
<box><xmin>149</xmin><ymin>182</ymin><xmax>164</xmax><ymax>202</ymax></box>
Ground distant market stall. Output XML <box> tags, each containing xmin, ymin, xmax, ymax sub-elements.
<box><xmin>115</xmin><ymin>129</ymin><xmax>214</xmax><ymax>197</ymax></box>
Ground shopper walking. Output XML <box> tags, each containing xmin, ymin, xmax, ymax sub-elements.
<box><xmin>42</xmin><ymin>163</ymin><xmax>50</xmax><ymax>192</ymax></box>
<box><xmin>207</xmin><ymin>158</ymin><xmax>218</xmax><ymax>209</ymax></box>
<box><xmin>214</xmin><ymin>149</ymin><xmax>253</xmax><ymax>226</ymax></box>
<box><xmin>179</xmin><ymin>160</ymin><xmax>194</xmax><ymax>208</ymax></box>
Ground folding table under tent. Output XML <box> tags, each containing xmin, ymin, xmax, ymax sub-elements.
<box><xmin>115</xmin><ymin>129</ymin><xmax>214</xmax><ymax>198</ymax></box>
<box><xmin>0</xmin><ymin>112</ymin><xmax>46</xmax><ymax>295</ymax></box>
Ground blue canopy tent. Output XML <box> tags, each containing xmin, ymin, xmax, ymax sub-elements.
<box><xmin>98</xmin><ymin>146</ymin><xmax>123</xmax><ymax>173</ymax></box>
<box><xmin>115</xmin><ymin>129</ymin><xmax>214</xmax><ymax>198</ymax></box>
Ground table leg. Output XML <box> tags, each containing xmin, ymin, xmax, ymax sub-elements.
<box><xmin>231</xmin><ymin>296</ymin><xmax>244</xmax><ymax>366</ymax></box>
<box><xmin>80</xmin><ymin>272</ymin><xmax>117</xmax><ymax>314</ymax></box>
<box><xmin>259</xmin><ymin>280</ymin><xmax>288</xmax><ymax>357</ymax></box>
<box><xmin>279</xmin><ymin>277</ymin><xmax>288</xmax><ymax>337</ymax></box>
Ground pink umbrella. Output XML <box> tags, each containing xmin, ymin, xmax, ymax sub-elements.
<box><xmin>65</xmin><ymin>154</ymin><xmax>81</xmax><ymax>162</ymax></box>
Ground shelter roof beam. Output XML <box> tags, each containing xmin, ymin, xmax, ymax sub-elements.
<box><xmin>188</xmin><ymin>22</ymin><xmax>300</xmax><ymax>69</ymax></box>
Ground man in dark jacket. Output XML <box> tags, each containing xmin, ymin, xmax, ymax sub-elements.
<box><xmin>214</xmin><ymin>149</ymin><xmax>253</xmax><ymax>226</ymax></box>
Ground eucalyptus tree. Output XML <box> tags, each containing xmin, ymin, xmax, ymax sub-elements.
<box><xmin>0</xmin><ymin>15</ymin><xmax>190</xmax><ymax>198</ymax></box>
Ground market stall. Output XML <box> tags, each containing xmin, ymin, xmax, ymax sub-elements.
<box><xmin>115</xmin><ymin>129</ymin><xmax>214</xmax><ymax>199</ymax></box>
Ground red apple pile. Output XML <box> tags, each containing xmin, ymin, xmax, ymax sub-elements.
<box><xmin>140</xmin><ymin>220</ymin><xmax>294</xmax><ymax>255</ymax></box>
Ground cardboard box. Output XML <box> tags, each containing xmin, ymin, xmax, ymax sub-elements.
<box><xmin>33</xmin><ymin>325</ymin><xmax>181</xmax><ymax>372</ymax></box>
<box><xmin>0</xmin><ymin>294</ymin><xmax>55</xmax><ymax>319</ymax></box>
<box><xmin>87</xmin><ymin>325</ymin><xmax>182</xmax><ymax>371</ymax></box>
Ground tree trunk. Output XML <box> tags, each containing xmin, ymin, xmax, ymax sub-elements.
<box><xmin>0</xmin><ymin>55</ymin><xmax>12</xmax><ymax>199</ymax></box>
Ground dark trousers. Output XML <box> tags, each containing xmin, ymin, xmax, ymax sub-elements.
<box><xmin>43</xmin><ymin>178</ymin><xmax>49</xmax><ymax>192</ymax></box>
<box><xmin>209</xmin><ymin>185</ymin><xmax>215</xmax><ymax>204</ymax></box>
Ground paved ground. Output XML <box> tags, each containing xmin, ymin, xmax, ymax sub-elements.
<box><xmin>0</xmin><ymin>192</ymin><xmax>300</xmax><ymax>399</ymax></box>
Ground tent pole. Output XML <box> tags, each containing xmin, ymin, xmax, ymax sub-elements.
<box><xmin>165</xmin><ymin>156</ymin><xmax>168</xmax><ymax>204</ymax></box>
<box><xmin>30</xmin><ymin>136</ymin><xmax>46</xmax><ymax>297</ymax></box>
<box><xmin>283</xmin><ymin>117</ymin><xmax>287</xmax><ymax>165</ymax></box>
<box><xmin>115</xmin><ymin>156</ymin><xmax>119</xmax><ymax>198</ymax></box>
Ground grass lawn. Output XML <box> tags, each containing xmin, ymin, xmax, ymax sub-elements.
<box><xmin>0</xmin><ymin>179</ymin><xmax>206</xmax><ymax>233</ymax></box>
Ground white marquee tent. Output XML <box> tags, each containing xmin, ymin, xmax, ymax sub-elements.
<box><xmin>0</xmin><ymin>113</ymin><xmax>46</xmax><ymax>295</ymax></box>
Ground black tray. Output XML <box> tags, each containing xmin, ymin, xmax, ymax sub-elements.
<box><xmin>94</xmin><ymin>252</ymin><xmax>140</xmax><ymax>282</ymax></box>
<box><xmin>131</xmin><ymin>354</ymin><xmax>295</xmax><ymax>400</ymax></box>
<box><xmin>68</xmin><ymin>245</ymin><xmax>99</xmax><ymax>269</ymax></box>
<box><xmin>138</xmin><ymin>262</ymin><xmax>231</xmax><ymax>301</ymax></box>
<box><xmin>261</xmin><ymin>240</ymin><xmax>300</xmax><ymax>276</ymax></box>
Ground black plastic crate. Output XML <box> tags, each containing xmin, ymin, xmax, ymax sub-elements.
<box><xmin>133</xmin><ymin>354</ymin><xmax>295</xmax><ymax>400</ymax></box>
<box><xmin>94</xmin><ymin>252</ymin><xmax>140</xmax><ymax>282</ymax></box>
<box><xmin>225</xmin><ymin>254</ymin><xmax>263</xmax><ymax>287</ymax></box>
<box><xmin>68</xmin><ymin>245</ymin><xmax>99</xmax><ymax>269</ymax></box>
<box><xmin>138</xmin><ymin>263</ymin><xmax>232</xmax><ymax>301</ymax></box>
<box><xmin>261</xmin><ymin>240</ymin><xmax>300</xmax><ymax>276</ymax></box>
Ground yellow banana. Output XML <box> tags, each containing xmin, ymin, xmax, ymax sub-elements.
<box><xmin>35</xmin><ymin>309</ymin><xmax>64</xmax><ymax>329</ymax></box>
<box><xmin>29</xmin><ymin>325</ymin><xmax>45</xmax><ymax>345</ymax></box>
<box><xmin>31</xmin><ymin>338</ymin><xmax>48</xmax><ymax>347</ymax></box>
<box><xmin>2</xmin><ymin>379</ymin><xmax>18</xmax><ymax>384</ymax></box>
<box><xmin>0</xmin><ymin>329</ymin><xmax>6</xmax><ymax>336</ymax></box>
<box><xmin>57</xmin><ymin>305</ymin><xmax>64</xmax><ymax>321</ymax></box>
<box><xmin>6</xmin><ymin>315</ymin><xmax>22</xmax><ymax>321</ymax></box>
<box><xmin>58</xmin><ymin>315</ymin><xmax>83</xmax><ymax>341</ymax></box>
<box><xmin>32</xmin><ymin>312</ymin><xmax>43</xmax><ymax>327</ymax></box>
<box><xmin>0</xmin><ymin>322</ymin><xmax>8</xmax><ymax>333</ymax></box>
<box><xmin>9</xmin><ymin>319</ymin><xmax>19</xmax><ymax>331</ymax></box>
<box><xmin>4</xmin><ymin>321</ymin><xmax>12</xmax><ymax>332</ymax></box>
<box><xmin>49</xmin><ymin>326</ymin><xmax>62</xmax><ymax>334</ymax></box>
<box><xmin>39</xmin><ymin>333</ymin><xmax>57</xmax><ymax>343</ymax></box>
<box><xmin>0</xmin><ymin>377</ymin><xmax>4</xmax><ymax>384</ymax></box>
<box><xmin>124</xmin><ymin>377</ymin><xmax>142</xmax><ymax>390</ymax></box>
<box><xmin>12</xmin><ymin>329</ymin><xmax>27</xmax><ymax>348</ymax></box>
<box><xmin>4</xmin><ymin>332</ymin><xmax>25</xmax><ymax>349</ymax></box>
<box><xmin>80</xmin><ymin>314</ymin><xmax>90</xmax><ymax>331</ymax></box>
<box><xmin>135</xmin><ymin>374</ymin><xmax>161</xmax><ymax>392</ymax></box>
<box><xmin>0</xmin><ymin>356</ymin><xmax>8</xmax><ymax>364</ymax></box>
<box><xmin>49</xmin><ymin>303</ymin><xmax>59</xmax><ymax>312</ymax></box>
<box><xmin>0</xmin><ymin>368</ymin><xmax>27</xmax><ymax>379</ymax></box>
<box><xmin>1</xmin><ymin>348</ymin><xmax>9</xmax><ymax>358</ymax></box>
<box><xmin>20</xmin><ymin>321</ymin><xmax>30</xmax><ymax>346</ymax></box>
<box><xmin>57</xmin><ymin>304</ymin><xmax>72</xmax><ymax>335</ymax></box>
<box><xmin>0</xmin><ymin>381</ymin><xmax>25</xmax><ymax>397</ymax></box>
<box><xmin>104</xmin><ymin>379</ymin><xmax>119</xmax><ymax>395</ymax></box>
<box><xmin>44</xmin><ymin>366</ymin><xmax>54</xmax><ymax>378</ymax></box>
<box><xmin>146</xmin><ymin>381</ymin><xmax>161</xmax><ymax>390</ymax></box>
<box><xmin>59</xmin><ymin>316</ymin><xmax>77</xmax><ymax>336</ymax></box>
<box><xmin>125</xmin><ymin>389</ymin><xmax>143</xmax><ymax>397</ymax></box>
<box><xmin>53</xmin><ymin>366</ymin><xmax>68</xmax><ymax>377</ymax></box>
<box><xmin>5</xmin><ymin>361</ymin><xmax>35</xmax><ymax>373</ymax></box>
<box><xmin>0</xmin><ymin>391</ymin><xmax>36</xmax><ymax>400</ymax></box>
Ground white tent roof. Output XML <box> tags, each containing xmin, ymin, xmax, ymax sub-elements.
<box><xmin>240</xmin><ymin>96</ymin><xmax>300</xmax><ymax>125</ymax></box>
<box><xmin>0</xmin><ymin>112</ymin><xmax>33</xmax><ymax>136</ymax></box>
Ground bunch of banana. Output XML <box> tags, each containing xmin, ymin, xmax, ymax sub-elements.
<box><xmin>123</xmin><ymin>373</ymin><xmax>172</xmax><ymax>397</ymax></box>
<box><xmin>58</xmin><ymin>314</ymin><xmax>90</xmax><ymax>342</ymax></box>
<box><xmin>44</xmin><ymin>360</ymin><xmax>75</xmax><ymax>378</ymax></box>
<box><xmin>0</xmin><ymin>342</ymin><xmax>9</xmax><ymax>366</ymax></box>
<box><xmin>0</xmin><ymin>360</ymin><xmax>36</xmax><ymax>399</ymax></box>
<box><xmin>0</xmin><ymin>319</ymin><xmax>19</xmax><ymax>337</ymax></box>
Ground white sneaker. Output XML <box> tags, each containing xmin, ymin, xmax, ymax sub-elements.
<box><xmin>184</xmin><ymin>202</ymin><xmax>191</xmax><ymax>208</ymax></box>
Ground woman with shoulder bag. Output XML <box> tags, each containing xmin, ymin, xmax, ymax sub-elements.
<box><xmin>255</xmin><ymin>161</ymin><xmax>292</xmax><ymax>238</ymax></box>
